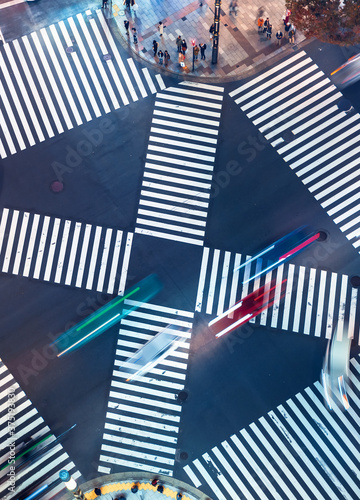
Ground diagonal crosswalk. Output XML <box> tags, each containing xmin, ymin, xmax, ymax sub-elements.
<box><xmin>184</xmin><ymin>353</ymin><xmax>360</xmax><ymax>500</ymax></box>
<box><xmin>0</xmin><ymin>208</ymin><xmax>133</xmax><ymax>294</ymax></box>
<box><xmin>98</xmin><ymin>301</ymin><xmax>193</xmax><ymax>476</ymax></box>
<box><xmin>0</xmin><ymin>9</ymin><xmax>166</xmax><ymax>159</ymax></box>
<box><xmin>135</xmin><ymin>81</ymin><xmax>224</xmax><ymax>246</ymax></box>
<box><xmin>230</xmin><ymin>51</ymin><xmax>360</xmax><ymax>254</ymax></box>
<box><xmin>195</xmin><ymin>247</ymin><xmax>360</xmax><ymax>344</ymax></box>
<box><xmin>0</xmin><ymin>358</ymin><xmax>81</xmax><ymax>499</ymax></box>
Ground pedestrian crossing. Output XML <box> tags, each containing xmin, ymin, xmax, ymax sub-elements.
<box><xmin>184</xmin><ymin>352</ymin><xmax>360</xmax><ymax>500</ymax></box>
<box><xmin>0</xmin><ymin>9</ymin><xmax>166</xmax><ymax>159</ymax></box>
<box><xmin>135</xmin><ymin>81</ymin><xmax>224</xmax><ymax>246</ymax></box>
<box><xmin>98</xmin><ymin>301</ymin><xmax>193</xmax><ymax>476</ymax></box>
<box><xmin>0</xmin><ymin>358</ymin><xmax>81</xmax><ymax>499</ymax></box>
<box><xmin>230</xmin><ymin>51</ymin><xmax>360</xmax><ymax>254</ymax></box>
<box><xmin>0</xmin><ymin>208</ymin><xmax>133</xmax><ymax>294</ymax></box>
<box><xmin>196</xmin><ymin>247</ymin><xmax>360</xmax><ymax>344</ymax></box>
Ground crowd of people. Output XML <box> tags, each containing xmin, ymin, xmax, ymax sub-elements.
<box><xmin>257</xmin><ymin>10</ymin><xmax>296</xmax><ymax>45</ymax></box>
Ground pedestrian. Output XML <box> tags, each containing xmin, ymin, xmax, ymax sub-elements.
<box><xmin>124</xmin><ymin>19</ymin><xmax>130</xmax><ymax>36</ymax></box>
<box><xmin>209</xmin><ymin>23</ymin><xmax>215</xmax><ymax>40</ymax></box>
<box><xmin>200</xmin><ymin>42</ymin><xmax>206</xmax><ymax>60</ymax></box>
<box><xmin>266</xmin><ymin>24</ymin><xmax>272</xmax><ymax>39</ymax></box>
<box><xmin>257</xmin><ymin>17</ymin><xmax>264</xmax><ymax>33</ymax></box>
<box><xmin>176</xmin><ymin>35</ymin><xmax>182</xmax><ymax>53</ymax></box>
<box><xmin>284</xmin><ymin>22</ymin><xmax>291</xmax><ymax>37</ymax></box>
<box><xmin>288</xmin><ymin>28</ymin><xmax>295</xmax><ymax>44</ymax></box>
<box><xmin>164</xmin><ymin>50</ymin><xmax>170</xmax><ymax>66</ymax></box>
<box><xmin>263</xmin><ymin>17</ymin><xmax>269</xmax><ymax>33</ymax></box>
<box><xmin>229</xmin><ymin>0</ymin><xmax>237</xmax><ymax>16</ymax></box>
<box><xmin>125</xmin><ymin>0</ymin><xmax>130</xmax><ymax>9</ymax></box>
<box><xmin>194</xmin><ymin>44</ymin><xmax>199</xmax><ymax>60</ymax></box>
<box><xmin>102</xmin><ymin>0</ymin><xmax>107</xmax><ymax>8</ymax></box>
<box><xmin>132</xmin><ymin>27</ymin><xmax>138</xmax><ymax>44</ymax></box>
<box><xmin>275</xmin><ymin>29</ymin><xmax>283</xmax><ymax>45</ymax></box>
<box><xmin>158</xmin><ymin>49</ymin><xmax>164</xmax><ymax>64</ymax></box>
<box><xmin>181</xmin><ymin>39</ymin><xmax>187</xmax><ymax>56</ymax></box>
<box><xmin>179</xmin><ymin>52</ymin><xmax>185</xmax><ymax>67</ymax></box>
<box><xmin>158</xmin><ymin>21</ymin><xmax>164</xmax><ymax>37</ymax></box>
<box><xmin>153</xmin><ymin>39</ymin><xmax>158</xmax><ymax>57</ymax></box>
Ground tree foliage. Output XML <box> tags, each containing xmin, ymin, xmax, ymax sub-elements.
<box><xmin>286</xmin><ymin>0</ymin><xmax>360</xmax><ymax>46</ymax></box>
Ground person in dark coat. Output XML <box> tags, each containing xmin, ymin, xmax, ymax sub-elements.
<box><xmin>164</xmin><ymin>50</ymin><xmax>170</xmax><ymax>66</ymax></box>
<box><xmin>276</xmin><ymin>30</ymin><xmax>283</xmax><ymax>45</ymax></box>
<box><xmin>153</xmin><ymin>40</ymin><xmax>158</xmax><ymax>57</ymax></box>
<box><xmin>266</xmin><ymin>24</ymin><xmax>272</xmax><ymax>39</ymax></box>
<box><xmin>263</xmin><ymin>17</ymin><xmax>269</xmax><ymax>33</ymax></box>
<box><xmin>209</xmin><ymin>23</ymin><xmax>215</xmax><ymax>40</ymax></box>
<box><xmin>158</xmin><ymin>49</ymin><xmax>164</xmax><ymax>64</ymax></box>
<box><xmin>176</xmin><ymin>35</ymin><xmax>182</xmax><ymax>53</ymax></box>
<box><xmin>200</xmin><ymin>42</ymin><xmax>207</xmax><ymax>60</ymax></box>
<box><xmin>181</xmin><ymin>39</ymin><xmax>187</xmax><ymax>56</ymax></box>
<box><xmin>124</xmin><ymin>20</ymin><xmax>130</xmax><ymax>36</ymax></box>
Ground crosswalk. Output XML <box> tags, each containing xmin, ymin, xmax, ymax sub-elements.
<box><xmin>0</xmin><ymin>9</ymin><xmax>166</xmax><ymax>159</ymax></box>
<box><xmin>98</xmin><ymin>301</ymin><xmax>193</xmax><ymax>476</ymax></box>
<box><xmin>0</xmin><ymin>208</ymin><xmax>133</xmax><ymax>294</ymax></box>
<box><xmin>184</xmin><ymin>353</ymin><xmax>360</xmax><ymax>500</ymax></box>
<box><xmin>135</xmin><ymin>81</ymin><xmax>224</xmax><ymax>246</ymax></box>
<box><xmin>195</xmin><ymin>247</ymin><xmax>360</xmax><ymax>344</ymax></box>
<box><xmin>0</xmin><ymin>358</ymin><xmax>81</xmax><ymax>499</ymax></box>
<box><xmin>230</xmin><ymin>51</ymin><xmax>360</xmax><ymax>253</ymax></box>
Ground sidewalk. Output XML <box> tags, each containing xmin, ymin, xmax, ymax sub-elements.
<box><xmin>110</xmin><ymin>0</ymin><xmax>305</xmax><ymax>80</ymax></box>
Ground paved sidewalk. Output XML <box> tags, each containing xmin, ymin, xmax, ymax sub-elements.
<box><xmin>110</xmin><ymin>0</ymin><xmax>305</xmax><ymax>80</ymax></box>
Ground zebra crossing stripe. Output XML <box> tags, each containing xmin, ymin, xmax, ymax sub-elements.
<box><xmin>230</xmin><ymin>50</ymin><xmax>360</xmax><ymax>252</ymax></box>
<box><xmin>185</xmin><ymin>355</ymin><xmax>360</xmax><ymax>500</ymax></box>
<box><xmin>196</xmin><ymin>246</ymin><xmax>360</xmax><ymax>343</ymax></box>
<box><xmin>99</xmin><ymin>303</ymin><xmax>193</xmax><ymax>476</ymax></box>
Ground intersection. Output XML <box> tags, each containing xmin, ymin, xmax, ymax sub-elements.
<box><xmin>0</xmin><ymin>1</ymin><xmax>360</xmax><ymax>500</ymax></box>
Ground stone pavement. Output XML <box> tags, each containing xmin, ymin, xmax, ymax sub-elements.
<box><xmin>109</xmin><ymin>0</ymin><xmax>306</xmax><ymax>80</ymax></box>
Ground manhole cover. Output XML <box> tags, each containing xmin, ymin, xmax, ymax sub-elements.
<box><xmin>66</xmin><ymin>46</ymin><xmax>74</xmax><ymax>53</ymax></box>
<box><xmin>283</xmin><ymin>130</ymin><xmax>295</xmax><ymax>143</ymax></box>
<box><xmin>180</xmin><ymin>451</ymin><xmax>188</xmax><ymax>460</ymax></box>
<box><xmin>177</xmin><ymin>391</ymin><xmax>188</xmax><ymax>401</ymax></box>
<box><xmin>350</xmin><ymin>276</ymin><xmax>360</xmax><ymax>288</ymax></box>
<box><xmin>317</xmin><ymin>230</ymin><xmax>327</xmax><ymax>242</ymax></box>
<box><xmin>103</xmin><ymin>54</ymin><xmax>112</xmax><ymax>61</ymax></box>
<box><xmin>50</xmin><ymin>181</ymin><xmax>64</xmax><ymax>193</ymax></box>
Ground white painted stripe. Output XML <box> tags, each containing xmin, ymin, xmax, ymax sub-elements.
<box><xmin>136</xmin><ymin>218</ymin><xmax>205</xmax><ymax>236</ymax></box>
<box><xmin>139</xmin><ymin>210</ymin><xmax>205</xmax><ymax>227</ymax></box>
<box><xmin>143</xmin><ymin>171</ymin><xmax>211</xmax><ymax>189</ymax></box>
<box><xmin>260</xmin><ymin>271</ymin><xmax>272</xmax><ymax>326</ymax></box>
<box><xmin>127</xmin><ymin>58</ymin><xmax>147</xmax><ymax>98</ymax></box>
<box><xmin>98</xmin><ymin>465</ymin><xmax>111</xmax><ymax>474</ymax></box>
<box><xmin>75</xmin><ymin>224</ymin><xmax>92</xmax><ymax>288</ymax></box>
<box><xmin>314</xmin><ymin>270</ymin><xmax>327</xmax><ymax>337</ymax></box>
<box><xmin>0</xmin><ymin>106</ymin><xmax>11</xmax><ymax>157</ymax></box>
<box><xmin>107</xmin><ymin>398</ymin><xmax>180</xmax><ymax>422</ymax></box>
<box><xmin>184</xmin><ymin>465</ymin><xmax>202</xmax><ymax>488</ymax></box>
<box><xmin>54</xmin><ymin>220</ymin><xmax>71</xmax><ymax>283</ymax></box>
<box><xmin>180</xmin><ymin>81</ymin><xmax>224</xmax><ymax>92</ymax></box>
<box><xmin>303</xmin><ymin>268</ymin><xmax>316</xmax><ymax>334</ymax></box>
<box><xmin>0</xmin><ymin>69</ymin><xmax>25</xmax><ymax>152</ymax></box>
<box><xmin>49</xmin><ymin>24</ymin><xmax>92</xmax><ymax>122</ymax></box>
<box><xmin>348</xmin><ymin>288</ymin><xmax>357</xmax><ymax>341</ymax></box>
<box><xmin>118</xmin><ymin>232</ymin><xmax>132</xmax><ymax>295</ymax></box>
<box><xmin>317</xmin><ymin>169</ymin><xmax>360</xmax><ymax>204</ymax></box>
<box><xmin>141</xmin><ymin>190</ymin><xmax>209</xmax><ymax>207</ymax></box>
<box><xmin>149</xmin><ymin>135</ymin><xmax>216</xmax><ymax>153</ymax></box>
<box><xmin>282</xmin><ymin>264</ymin><xmax>294</xmax><ymax>330</ymax></box>
<box><xmin>2</xmin><ymin>210</ymin><xmax>19</xmax><ymax>273</ymax></box>
<box><xmin>102</xmin><ymin>433</ymin><xmax>176</xmax><ymax>455</ymax></box>
<box><xmin>305</xmin><ymin>151</ymin><xmax>360</xmax><ymax>188</ymax></box>
<box><xmin>43</xmin><ymin>218</ymin><xmax>61</xmax><ymax>281</ymax></box>
<box><xmin>139</xmin><ymin>199</ymin><xmax>207</xmax><ymax>217</ymax></box>
<box><xmin>228</xmin><ymin>253</ymin><xmax>241</xmax><ymax>315</ymax></box>
<box><xmin>88</xmin><ymin>14</ymin><xmax>123</xmax><ymax>109</ymax></box>
<box><xmin>65</xmin><ymin>222</ymin><xmax>82</xmax><ymax>286</ymax></box>
<box><xmin>203</xmin><ymin>452</ymin><xmax>240</xmax><ymax>500</ymax></box>
<box><xmin>12</xmin><ymin>212</ymin><xmax>29</xmax><ymax>275</ymax></box>
<box><xmin>157</xmin><ymin>92</ymin><xmax>222</xmax><ymax>109</ymax></box>
<box><xmin>114</xmin><ymin>369</ymin><xmax>184</xmax><ymax>390</ymax></box>
<box><xmin>206</xmin><ymin>250</ymin><xmax>220</xmax><ymax>314</ymax></box>
<box><xmin>4</xmin><ymin>43</ymin><xmax>44</xmax><ymax>142</ymax></box>
<box><xmin>96</xmin><ymin>9</ymin><xmax>137</xmax><ymax>102</ymax></box>
<box><xmin>33</xmin><ymin>216</ymin><xmax>50</xmax><ymax>280</ymax></box>
<box><xmin>32</xmin><ymin>31</ymin><xmax>73</xmax><ymax>130</ymax></box>
<box><xmin>271</xmin><ymin>264</ymin><xmax>284</xmax><ymax>328</ymax></box>
<box><xmin>121</xmin><ymin>310</ymin><xmax>192</xmax><ymax>328</ymax></box>
<box><xmin>346</xmin><ymin>225</ymin><xmax>360</xmax><ymax>242</ymax></box>
<box><xmin>86</xmin><ymin>225</ymin><xmax>102</xmax><ymax>290</ymax></box>
<box><xmin>142</xmin><ymin>68</ymin><xmax>156</xmax><ymax>93</ymax></box>
<box><xmin>106</xmin><ymin>410</ymin><xmax>179</xmax><ymax>432</ymax></box>
<box><xmin>68</xmin><ymin>16</ymin><xmax>110</xmax><ymax>114</ymax></box>
<box><xmin>150</xmin><ymin>126</ymin><xmax>217</xmax><ymax>144</ymax></box>
<box><xmin>40</xmin><ymin>27</ymin><xmax>82</xmax><ymax>126</ymax></box>
<box><xmin>99</xmin><ymin>454</ymin><xmax>172</xmax><ymax>475</ymax></box>
<box><xmin>336</xmin><ymin>274</ymin><xmax>348</xmax><ymax>341</ymax></box>
<box><xmin>96</xmin><ymin>228</ymin><xmax>112</xmax><ymax>292</ymax></box>
<box><xmin>326</xmin><ymin>273</ymin><xmax>337</xmax><ymax>339</ymax></box>
<box><xmin>23</xmin><ymin>214</ymin><xmax>40</xmax><ymax>277</ymax></box>
<box><xmin>107</xmin><ymin>230</ymin><xmax>122</xmax><ymax>294</ymax></box>
<box><xmin>217</xmin><ymin>252</ymin><xmax>230</xmax><ymax>315</ymax></box>
<box><xmin>148</xmin><ymin>144</ymin><xmax>215</xmax><ymax>162</ymax></box>
<box><xmin>212</xmin><ymin>446</ymin><xmax>254</xmax><ymax>500</ymax></box>
<box><xmin>147</xmin><ymin>153</ymin><xmax>214</xmax><ymax>171</ymax></box>
<box><xmin>58</xmin><ymin>20</ymin><xmax>101</xmax><ymax>118</ymax></box>
<box><xmin>293</xmin><ymin>266</ymin><xmax>305</xmax><ymax>332</ymax></box>
<box><xmin>153</xmin><ymin>112</ymin><xmax>220</xmax><ymax>131</ymax></box>
<box><xmin>196</xmin><ymin>247</ymin><xmax>209</xmax><ymax>312</ymax></box>
<box><xmin>155</xmin><ymin>74</ymin><xmax>166</xmax><ymax>90</ymax></box>
<box><xmin>110</xmin><ymin>391</ymin><xmax>181</xmax><ymax>412</ymax></box>
<box><xmin>145</xmin><ymin>160</ymin><xmax>213</xmax><ymax>176</ymax></box>
<box><xmin>135</xmin><ymin>227</ymin><xmax>203</xmax><ymax>245</ymax></box>
<box><xmin>193</xmin><ymin>459</ymin><xmax>227</xmax><ymax>500</ymax></box>
<box><xmin>155</xmin><ymin>101</ymin><xmax>221</xmax><ymax>118</ymax></box>
<box><xmin>166</xmin><ymin>86</ymin><xmax>224</xmax><ymax>100</ymax></box>
<box><xmin>334</xmin><ymin>203</ymin><xmax>360</xmax><ymax>224</ymax></box>
<box><xmin>105</xmin><ymin>421</ymin><xmax>177</xmax><ymax>444</ymax></box>
<box><xmin>124</xmin><ymin>299</ymin><xmax>193</xmax><ymax>317</ymax></box>
<box><xmin>341</xmin><ymin>214</ymin><xmax>360</xmax><ymax>233</ymax></box>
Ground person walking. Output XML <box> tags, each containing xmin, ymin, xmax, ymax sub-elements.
<box><xmin>194</xmin><ymin>44</ymin><xmax>200</xmax><ymax>60</ymax></box>
<box><xmin>275</xmin><ymin>29</ymin><xmax>283</xmax><ymax>45</ymax></box>
<box><xmin>257</xmin><ymin>17</ymin><xmax>264</xmax><ymax>33</ymax></box>
<box><xmin>164</xmin><ymin>50</ymin><xmax>170</xmax><ymax>66</ymax></box>
<box><xmin>266</xmin><ymin>23</ymin><xmax>272</xmax><ymax>39</ymax></box>
<box><xmin>209</xmin><ymin>23</ymin><xmax>215</xmax><ymax>40</ymax></box>
<box><xmin>153</xmin><ymin>39</ymin><xmax>158</xmax><ymax>57</ymax></box>
<box><xmin>200</xmin><ymin>42</ymin><xmax>206</xmax><ymax>60</ymax></box>
<box><xmin>102</xmin><ymin>0</ymin><xmax>107</xmax><ymax>8</ymax></box>
<box><xmin>229</xmin><ymin>0</ymin><xmax>237</xmax><ymax>16</ymax></box>
<box><xmin>176</xmin><ymin>35</ymin><xmax>182</xmax><ymax>53</ymax></box>
<box><xmin>124</xmin><ymin>19</ymin><xmax>130</xmax><ymax>36</ymax></box>
<box><xmin>288</xmin><ymin>27</ymin><xmax>295</xmax><ymax>44</ymax></box>
<box><xmin>284</xmin><ymin>22</ymin><xmax>291</xmax><ymax>38</ymax></box>
<box><xmin>181</xmin><ymin>39</ymin><xmax>187</xmax><ymax>56</ymax></box>
<box><xmin>158</xmin><ymin>49</ymin><xmax>164</xmax><ymax>64</ymax></box>
<box><xmin>158</xmin><ymin>21</ymin><xmax>164</xmax><ymax>37</ymax></box>
<box><xmin>125</xmin><ymin>0</ymin><xmax>130</xmax><ymax>9</ymax></box>
<box><xmin>179</xmin><ymin>51</ymin><xmax>185</xmax><ymax>67</ymax></box>
<box><xmin>132</xmin><ymin>27</ymin><xmax>138</xmax><ymax>44</ymax></box>
<box><xmin>263</xmin><ymin>17</ymin><xmax>269</xmax><ymax>34</ymax></box>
